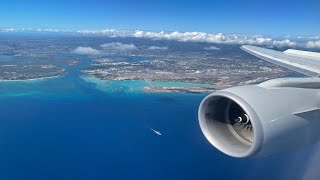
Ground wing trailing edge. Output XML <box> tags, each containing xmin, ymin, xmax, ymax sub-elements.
<box><xmin>241</xmin><ymin>45</ymin><xmax>320</xmax><ymax>77</ymax></box>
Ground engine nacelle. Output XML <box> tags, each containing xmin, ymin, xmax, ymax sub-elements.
<box><xmin>198</xmin><ymin>78</ymin><xmax>320</xmax><ymax>158</ymax></box>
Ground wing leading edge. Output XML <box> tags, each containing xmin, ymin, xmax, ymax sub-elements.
<box><xmin>241</xmin><ymin>45</ymin><xmax>320</xmax><ymax>77</ymax></box>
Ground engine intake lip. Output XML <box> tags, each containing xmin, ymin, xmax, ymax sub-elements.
<box><xmin>198</xmin><ymin>91</ymin><xmax>263</xmax><ymax>158</ymax></box>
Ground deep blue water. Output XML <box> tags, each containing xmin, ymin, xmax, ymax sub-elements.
<box><xmin>0</xmin><ymin>54</ymin><xmax>318</xmax><ymax>180</ymax></box>
<box><xmin>0</xmin><ymin>77</ymin><xmax>319</xmax><ymax>180</ymax></box>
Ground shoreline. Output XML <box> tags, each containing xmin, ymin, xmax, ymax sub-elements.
<box><xmin>1</xmin><ymin>73</ymin><xmax>215</xmax><ymax>94</ymax></box>
<box><xmin>83</xmin><ymin>75</ymin><xmax>215</xmax><ymax>94</ymax></box>
<box><xmin>143</xmin><ymin>86</ymin><xmax>216</xmax><ymax>93</ymax></box>
<box><xmin>0</xmin><ymin>75</ymin><xmax>64</xmax><ymax>82</ymax></box>
<box><xmin>143</xmin><ymin>78</ymin><xmax>215</xmax><ymax>93</ymax></box>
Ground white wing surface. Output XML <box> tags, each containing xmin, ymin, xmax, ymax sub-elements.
<box><xmin>241</xmin><ymin>45</ymin><xmax>320</xmax><ymax>77</ymax></box>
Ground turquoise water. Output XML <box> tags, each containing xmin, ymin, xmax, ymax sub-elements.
<box><xmin>0</xmin><ymin>77</ymin><xmax>85</xmax><ymax>100</ymax></box>
<box><xmin>81</xmin><ymin>75</ymin><xmax>151</xmax><ymax>95</ymax></box>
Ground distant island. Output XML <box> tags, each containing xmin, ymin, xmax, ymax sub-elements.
<box><xmin>0</xmin><ymin>63</ymin><xmax>66</xmax><ymax>81</ymax></box>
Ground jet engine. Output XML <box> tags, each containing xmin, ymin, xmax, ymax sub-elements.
<box><xmin>198</xmin><ymin>78</ymin><xmax>320</xmax><ymax>158</ymax></box>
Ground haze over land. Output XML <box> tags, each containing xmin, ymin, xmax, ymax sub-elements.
<box><xmin>0</xmin><ymin>32</ymin><xmax>301</xmax><ymax>92</ymax></box>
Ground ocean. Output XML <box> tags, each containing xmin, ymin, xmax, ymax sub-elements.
<box><xmin>0</xmin><ymin>72</ymin><xmax>317</xmax><ymax>180</ymax></box>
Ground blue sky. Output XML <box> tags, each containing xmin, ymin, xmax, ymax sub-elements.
<box><xmin>0</xmin><ymin>0</ymin><xmax>319</xmax><ymax>36</ymax></box>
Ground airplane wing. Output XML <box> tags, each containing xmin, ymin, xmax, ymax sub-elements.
<box><xmin>241</xmin><ymin>45</ymin><xmax>320</xmax><ymax>77</ymax></box>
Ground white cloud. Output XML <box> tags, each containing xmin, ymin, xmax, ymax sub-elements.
<box><xmin>296</xmin><ymin>35</ymin><xmax>320</xmax><ymax>40</ymax></box>
<box><xmin>204</xmin><ymin>46</ymin><xmax>221</xmax><ymax>50</ymax></box>
<box><xmin>253</xmin><ymin>37</ymin><xmax>273</xmax><ymax>45</ymax></box>
<box><xmin>36</xmin><ymin>28</ymin><xmax>60</xmax><ymax>32</ymax></box>
<box><xmin>1</xmin><ymin>28</ymin><xmax>320</xmax><ymax>49</ymax></box>
<box><xmin>131</xmin><ymin>30</ymin><xmax>300</xmax><ymax>48</ymax></box>
<box><xmin>0</xmin><ymin>28</ymin><xmax>17</xmax><ymax>32</ymax></box>
<box><xmin>77</xmin><ymin>30</ymin><xmax>319</xmax><ymax>49</ymax></box>
<box><xmin>100</xmin><ymin>42</ymin><xmax>137</xmax><ymax>51</ymax></box>
<box><xmin>272</xmin><ymin>39</ymin><xmax>297</xmax><ymax>47</ymax></box>
<box><xmin>72</xmin><ymin>46</ymin><xmax>101</xmax><ymax>55</ymax></box>
<box><xmin>306</xmin><ymin>40</ymin><xmax>320</xmax><ymax>49</ymax></box>
<box><xmin>147</xmin><ymin>46</ymin><xmax>168</xmax><ymax>50</ymax></box>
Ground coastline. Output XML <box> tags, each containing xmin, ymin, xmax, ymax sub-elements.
<box><xmin>144</xmin><ymin>78</ymin><xmax>215</xmax><ymax>93</ymax></box>
<box><xmin>143</xmin><ymin>86</ymin><xmax>215</xmax><ymax>93</ymax></box>
<box><xmin>82</xmin><ymin>75</ymin><xmax>215</xmax><ymax>94</ymax></box>
<box><xmin>0</xmin><ymin>75</ymin><xmax>64</xmax><ymax>82</ymax></box>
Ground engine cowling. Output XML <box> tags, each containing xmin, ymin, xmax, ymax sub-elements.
<box><xmin>198</xmin><ymin>78</ymin><xmax>320</xmax><ymax>158</ymax></box>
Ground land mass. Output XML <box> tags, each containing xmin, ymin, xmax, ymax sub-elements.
<box><xmin>0</xmin><ymin>62</ymin><xmax>66</xmax><ymax>80</ymax></box>
<box><xmin>0</xmin><ymin>36</ymin><xmax>294</xmax><ymax>92</ymax></box>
